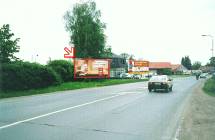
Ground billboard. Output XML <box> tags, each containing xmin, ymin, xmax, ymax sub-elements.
<box><xmin>74</xmin><ymin>59</ymin><xmax>110</xmax><ymax>78</ymax></box>
<box><xmin>128</xmin><ymin>60</ymin><xmax>149</xmax><ymax>74</ymax></box>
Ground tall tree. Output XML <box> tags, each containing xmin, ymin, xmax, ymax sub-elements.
<box><xmin>129</xmin><ymin>54</ymin><xmax>135</xmax><ymax>60</ymax></box>
<box><xmin>0</xmin><ymin>24</ymin><xmax>20</xmax><ymax>63</ymax></box>
<box><xmin>181</xmin><ymin>57</ymin><xmax>185</xmax><ymax>66</ymax></box>
<box><xmin>192</xmin><ymin>61</ymin><xmax>201</xmax><ymax>70</ymax></box>
<box><xmin>64</xmin><ymin>1</ymin><xmax>109</xmax><ymax>58</ymax></box>
<box><xmin>120</xmin><ymin>53</ymin><xmax>130</xmax><ymax>59</ymax></box>
<box><xmin>209</xmin><ymin>57</ymin><xmax>215</xmax><ymax>67</ymax></box>
<box><xmin>181</xmin><ymin>56</ymin><xmax>192</xmax><ymax>70</ymax></box>
<box><xmin>102</xmin><ymin>45</ymin><xmax>113</xmax><ymax>58</ymax></box>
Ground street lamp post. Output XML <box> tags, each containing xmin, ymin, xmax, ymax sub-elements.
<box><xmin>202</xmin><ymin>34</ymin><xmax>214</xmax><ymax>58</ymax></box>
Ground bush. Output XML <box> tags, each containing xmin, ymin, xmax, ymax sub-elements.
<box><xmin>203</xmin><ymin>76</ymin><xmax>215</xmax><ymax>94</ymax></box>
<box><xmin>175</xmin><ymin>71</ymin><xmax>183</xmax><ymax>75</ymax></box>
<box><xmin>47</xmin><ymin>60</ymin><xmax>74</xmax><ymax>82</ymax></box>
<box><xmin>157</xmin><ymin>68</ymin><xmax>172</xmax><ymax>75</ymax></box>
<box><xmin>1</xmin><ymin>61</ymin><xmax>61</xmax><ymax>91</ymax></box>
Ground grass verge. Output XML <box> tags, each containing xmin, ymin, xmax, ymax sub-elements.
<box><xmin>170</xmin><ymin>74</ymin><xmax>191</xmax><ymax>78</ymax></box>
<box><xmin>203</xmin><ymin>77</ymin><xmax>215</xmax><ymax>97</ymax></box>
<box><xmin>0</xmin><ymin>79</ymin><xmax>147</xmax><ymax>99</ymax></box>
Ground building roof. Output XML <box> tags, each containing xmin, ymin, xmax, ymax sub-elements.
<box><xmin>171</xmin><ymin>64</ymin><xmax>181</xmax><ymax>71</ymax></box>
<box><xmin>149</xmin><ymin>62</ymin><xmax>172</xmax><ymax>69</ymax></box>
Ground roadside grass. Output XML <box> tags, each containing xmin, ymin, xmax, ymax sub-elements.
<box><xmin>0</xmin><ymin>79</ymin><xmax>147</xmax><ymax>99</ymax></box>
<box><xmin>170</xmin><ymin>74</ymin><xmax>191</xmax><ymax>78</ymax></box>
<box><xmin>203</xmin><ymin>77</ymin><xmax>215</xmax><ymax>97</ymax></box>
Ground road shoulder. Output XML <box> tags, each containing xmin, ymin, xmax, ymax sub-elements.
<box><xmin>179</xmin><ymin>80</ymin><xmax>215</xmax><ymax>140</ymax></box>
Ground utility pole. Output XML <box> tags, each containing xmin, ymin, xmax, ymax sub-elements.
<box><xmin>202</xmin><ymin>34</ymin><xmax>214</xmax><ymax>58</ymax></box>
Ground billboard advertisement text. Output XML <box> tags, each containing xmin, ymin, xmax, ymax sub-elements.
<box><xmin>128</xmin><ymin>60</ymin><xmax>149</xmax><ymax>74</ymax></box>
<box><xmin>74</xmin><ymin>59</ymin><xmax>110</xmax><ymax>78</ymax></box>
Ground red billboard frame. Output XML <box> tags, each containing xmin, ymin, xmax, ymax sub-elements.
<box><xmin>74</xmin><ymin>58</ymin><xmax>111</xmax><ymax>79</ymax></box>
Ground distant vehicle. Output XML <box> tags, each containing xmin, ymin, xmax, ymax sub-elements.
<box><xmin>200</xmin><ymin>73</ymin><xmax>208</xmax><ymax>78</ymax></box>
<box><xmin>119</xmin><ymin>73</ymin><xmax>126</xmax><ymax>78</ymax></box>
<box><xmin>195</xmin><ymin>72</ymin><xmax>201</xmax><ymax>80</ymax></box>
<box><xmin>120</xmin><ymin>73</ymin><xmax>133</xmax><ymax>79</ymax></box>
<box><xmin>148</xmin><ymin>75</ymin><xmax>173</xmax><ymax>92</ymax></box>
<box><xmin>133</xmin><ymin>74</ymin><xmax>141</xmax><ymax>79</ymax></box>
<box><xmin>146</xmin><ymin>74</ymin><xmax>152</xmax><ymax>78</ymax></box>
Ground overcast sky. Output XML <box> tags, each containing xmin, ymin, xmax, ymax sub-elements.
<box><xmin>1</xmin><ymin>0</ymin><xmax>215</xmax><ymax>64</ymax></box>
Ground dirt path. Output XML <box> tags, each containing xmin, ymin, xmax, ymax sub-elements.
<box><xmin>179</xmin><ymin>80</ymin><xmax>215</xmax><ymax>140</ymax></box>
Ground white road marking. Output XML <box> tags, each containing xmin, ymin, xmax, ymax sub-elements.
<box><xmin>116</xmin><ymin>92</ymin><xmax>130</xmax><ymax>95</ymax></box>
<box><xmin>136</xmin><ymin>86</ymin><xmax>148</xmax><ymax>89</ymax></box>
<box><xmin>0</xmin><ymin>94</ymin><xmax>128</xmax><ymax>130</ymax></box>
<box><xmin>174</xmin><ymin>117</ymin><xmax>184</xmax><ymax>140</ymax></box>
<box><xmin>117</xmin><ymin>91</ymin><xmax>146</xmax><ymax>95</ymax></box>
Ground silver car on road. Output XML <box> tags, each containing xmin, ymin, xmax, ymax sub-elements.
<box><xmin>148</xmin><ymin>75</ymin><xmax>173</xmax><ymax>92</ymax></box>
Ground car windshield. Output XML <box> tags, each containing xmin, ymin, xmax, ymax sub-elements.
<box><xmin>150</xmin><ymin>76</ymin><xmax>167</xmax><ymax>81</ymax></box>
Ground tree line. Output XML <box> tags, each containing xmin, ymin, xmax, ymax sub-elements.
<box><xmin>1</xmin><ymin>1</ymin><xmax>110</xmax><ymax>91</ymax></box>
<box><xmin>181</xmin><ymin>55</ymin><xmax>215</xmax><ymax>70</ymax></box>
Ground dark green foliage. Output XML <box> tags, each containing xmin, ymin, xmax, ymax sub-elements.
<box><xmin>47</xmin><ymin>60</ymin><xmax>74</xmax><ymax>82</ymax></box>
<box><xmin>209</xmin><ymin>57</ymin><xmax>215</xmax><ymax>67</ymax></box>
<box><xmin>111</xmin><ymin>57</ymin><xmax>127</xmax><ymax>69</ymax></box>
<box><xmin>192</xmin><ymin>61</ymin><xmax>201</xmax><ymax>70</ymax></box>
<box><xmin>181</xmin><ymin>56</ymin><xmax>192</xmax><ymax>70</ymax></box>
<box><xmin>0</xmin><ymin>24</ymin><xmax>20</xmax><ymax>63</ymax></box>
<box><xmin>203</xmin><ymin>76</ymin><xmax>215</xmax><ymax>95</ymax></box>
<box><xmin>64</xmin><ymin>1</ymin><xmax>111</xmax><ymax>58</ymax></box>
<box><xmin>175</xmin><ymin>71</ymin><xmax>183</xmax><ymax>75</ymax></box>
<box><xmin>120</xmin><ymin>53</ymin><xmax>131</xmax><ymax>72</ymax></box>
<box><xmin>102</xmin><ymin>45</ymin><xmax>113</xmax><ymax>58</ymax></box>
<box><xmin>120</xmin><ymin>53</ymin><xmax>130</xmax><ymax>59</ymax></box>
<box><xmin>1</xmin><ymin>62</ymin><xmax>61</xmax><ymax>91</ymax></box>
<box><xmin>157</xmin><ymin>68</ymin><xmax>172</xmax><ymax>75</ymax></box>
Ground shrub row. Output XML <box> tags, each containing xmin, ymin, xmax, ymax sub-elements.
<box><xmin>203</xmin><ymin>75</ymin><xmax>215</xmax><ymax>94</ymax></box>
<box><xmin>157</xmin><ymin>68</ymin><xmax>172</xmax><ymax>75</ymax></box>
<box><xmin>47</xmin><ymin>60</ymin><xmax>74</xmax><ymax>82</ymax></box>
<box><xmin>1</xmin><ymin>61</ymin><xmax>60</xmax><ymax>91</ymax></box>
<box><xmin>1</xmin><ymin>60</ymin><xmax>74</xmax><ymax>91</ymax></box>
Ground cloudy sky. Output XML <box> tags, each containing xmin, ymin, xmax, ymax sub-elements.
<box><xmin>0</xmin><ymin>0</ymin><xmax>215</xmax><ymax>64</ymax></box>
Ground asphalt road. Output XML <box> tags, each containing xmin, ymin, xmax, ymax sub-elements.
<box><xmin>0</xmin><ymin>77</ymin><xmax>198</xmax><ymax>140</ymax></box>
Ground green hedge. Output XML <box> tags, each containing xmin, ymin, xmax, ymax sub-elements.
<box><xmin>47</xmin><ymin>60</ymin><xmax>74</xmax><ymax>82</ymax></box>
<box><xmin>203</xmin><ymin>76</ymin><xmax>215</xmax><ymax>94</ymax></box>
<box><xmin>1</xmin><ymin>61</ymin><xmax>61</xmax><ymax>91</ymax></box>
<box><xmin>157</xmin><ymin>68</ymin><xmax>172</xmax><ymax>75</ymax></box>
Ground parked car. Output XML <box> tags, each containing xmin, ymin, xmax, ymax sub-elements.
<box><xmin>119</xmin><ymin>73</ymin><xmax>133</xmax><ymax>79</ymax></box>
<box><xmin>133</xmin><ymin>74</ymin><xmax>141</xmax><ymax>79</ymax></box>
<box><xmin>200</xmin><ymin>73</ymin><xmax>208</xmax><ymax>78</ymax></box>
<box><xmin>148</xmin><ymin>75</ymin><xmax>173</xmax><ymax>92</ymax></box>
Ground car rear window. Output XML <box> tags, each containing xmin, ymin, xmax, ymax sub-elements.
<box><xmin>150</xmin><ymin>76</ymin><xmax>167</xmax><ymax>81</ymax></box>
